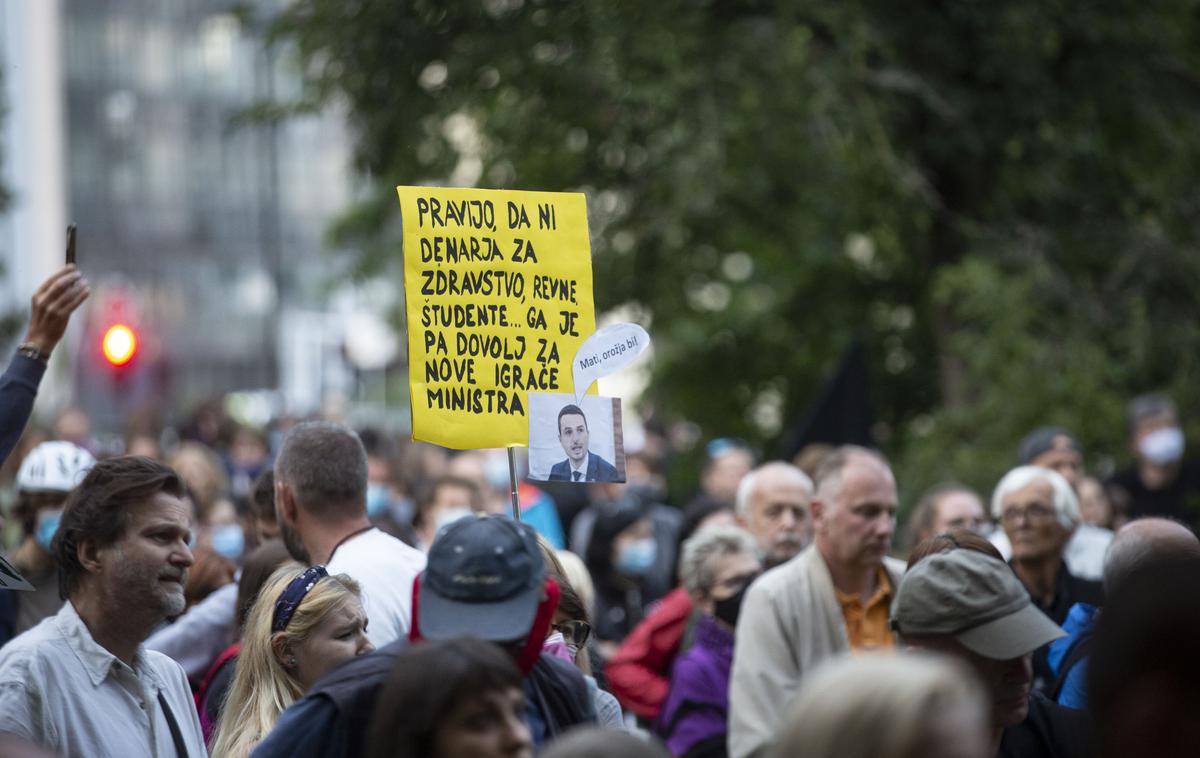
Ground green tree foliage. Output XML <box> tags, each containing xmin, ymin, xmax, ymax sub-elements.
<box><xmin>268</xmin><ymin>0</ymin><xmax>1200</xmax><ymax>502</ymax></box>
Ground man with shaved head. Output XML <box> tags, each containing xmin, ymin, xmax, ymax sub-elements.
<box><xmin>728</xmin><ymin>446</ymin><xmax>905</xmax><ymax>758</ymax></box>
<box><xmin>1102</xmin><ymin>517</ymin><xmax>1200</xmax><ymax>589</ymax></box>
<box><xmin>1048</xmin><ymin>517</ymin><xmax>1200</xmax><ymax>708</ymax></box>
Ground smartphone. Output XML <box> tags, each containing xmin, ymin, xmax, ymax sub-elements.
<box><xmin>66</xmin><ymin>224</ymin><xmax>76</xmax><ymax>266</ymax></box>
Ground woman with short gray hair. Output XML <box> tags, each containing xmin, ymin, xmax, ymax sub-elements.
<box><xmin>991</xmin><ymin>465</ymin><xmax>1103</xmax><ymax>688</ymax></box>
<box><xmin>657</xmin><ymin>526</ymin><xmax>761</xmax><ymax>757</ymax></box>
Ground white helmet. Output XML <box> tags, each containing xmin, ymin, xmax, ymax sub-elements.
<box><xmin>16</xmin><ymin>441</ymin><xmax>96</xmax><ymax>494</ymax></box>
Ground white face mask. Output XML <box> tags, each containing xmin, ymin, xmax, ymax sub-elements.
<box><xmin>1140</xmin><ymin>427</ymin><xmax>1185</xmax><ymax>466</ymax></box>
<box><xmin>484</xmin><ymin>454</ymin><xmax>513</xmax><ymax>489</ymax></box>
<box><xmin>433</xmin><ymin>507</ymin><xmax>473</xmax><ymax>534</ymax></box>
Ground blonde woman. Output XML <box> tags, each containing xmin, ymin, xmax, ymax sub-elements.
<box><xmin>769</xmin><ymin>652</ymin><xmax>990</xmax><ymax>758</ymax></box>
<box><xmin>210</xmin><ymin>564</ymin><xmax>374</xmax><ymax>758</ymax></box>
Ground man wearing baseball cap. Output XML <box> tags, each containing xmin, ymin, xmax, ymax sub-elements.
<box><xmin>892</xmin><ymin>549</ymin><xmax>1091</xmax><ymax>758</ymax></box>
<box><xmin>250</xmin><ymin>514</ymin><xmax>593</xmax><ymax>758</ymax></box>
<box><xmin>414</xmin><ymin>514</ymin><xmax>594</xmax><ymax>746</ymax></box>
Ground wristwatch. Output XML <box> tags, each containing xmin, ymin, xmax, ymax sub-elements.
<box><xmin>16</xmin><ymin>342</ymin><xmax>50</xmax><ymax>365</ymax></box>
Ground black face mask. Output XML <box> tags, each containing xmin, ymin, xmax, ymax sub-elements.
<box><xmin>713</xmin><ymin>581</ymin><xmax>752</xmax><ymax>627</ymax></box>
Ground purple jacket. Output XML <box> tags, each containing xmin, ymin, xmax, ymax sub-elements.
<box><xmin>657</xmin><ymin>614</ymin><xmax>733</xmax><ymax>757</ymax></box>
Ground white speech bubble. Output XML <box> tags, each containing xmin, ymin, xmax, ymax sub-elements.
<box><xmin>572</xmin><ymin>323</ymin><xmax>651</xmax><ymax>402</ymax></box>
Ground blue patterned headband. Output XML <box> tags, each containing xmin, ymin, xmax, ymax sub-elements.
<box><xmin>272</xmin><ymin>565</ymin><xmax>328</xmax><ymax>633</ymax></box>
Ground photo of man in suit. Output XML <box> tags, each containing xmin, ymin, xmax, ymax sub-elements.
<box><xmin>549</xmin><ymin>404</ymin><xmax>620</xmax><ymax>482</ymax></box>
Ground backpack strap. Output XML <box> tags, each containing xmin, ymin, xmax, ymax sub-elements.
<box><xmin>158</xmin><ymin>691</ymin><xmax>190</xmax><ymax>758</ymax></box>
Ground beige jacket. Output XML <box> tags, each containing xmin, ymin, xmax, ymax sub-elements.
<box><xmin>727</xmin><ymin>545</ymin><xmax>907</xmax><ymax>758</ymax></box>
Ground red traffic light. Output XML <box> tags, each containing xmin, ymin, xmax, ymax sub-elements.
<box><xmin>101</xmin><ymin>324</ymin><xmax>137</xmax><ymax>366</ymax></box>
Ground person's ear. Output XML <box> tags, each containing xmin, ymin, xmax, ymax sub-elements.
<box><xmin>810</xmin><ymin>498</ymin><xmax>827</xmax><ymax>526</ymax></box>
<box><xmin>271</xmin><ymin>632</ymin><xmax>295</xmax><ymax>669</ymax></box>
<box><xmin>77</xmin><ymin>537</ymin><xmax>103</xmax><ymax>575</ymax></box>
<box><xmin>276</xmin><ymin>481</ymin><xmax>297</xmax><ymax>525</ymax></box>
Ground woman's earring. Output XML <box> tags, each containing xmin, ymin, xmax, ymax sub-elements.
<box><xmin>287</xmin><ymin>657</ymin><xmax>298</xmax><ymax>668</ymax></box>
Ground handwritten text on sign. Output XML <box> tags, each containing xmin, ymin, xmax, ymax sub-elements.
<box><xmin>398</xmin><ymin>186</ymin><xmax>596</xmax><ymax>449</ymax></box>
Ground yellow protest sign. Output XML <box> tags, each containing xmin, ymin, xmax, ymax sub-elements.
<box><xmin>397</xmin><ymin>186</ymin><xmax>596</xmax><ymax>449</ymax></box>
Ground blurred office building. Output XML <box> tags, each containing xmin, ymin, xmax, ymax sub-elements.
<box><xmin>0</xmin><ymin>0</ymin><xmax>383</xmax><ymax>432</ymax></box>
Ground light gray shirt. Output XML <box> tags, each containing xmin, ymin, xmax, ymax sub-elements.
<box><xmin>0</xmin><ymin>601</ymin><xmax>207</xmax><ymax>757</ymax></box>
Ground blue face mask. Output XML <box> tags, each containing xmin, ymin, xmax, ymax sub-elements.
<box><xmin>616</xmin><ymin>538</ymin><xmax>657</xmax><ymax>577</ymax></box>
<box><xmin>35</xmin><ymin>510</ymin><xmax>62</xmax><ymax>552</ymax></box>
<box><xmin>366</xmin><ymin>484</ymin><xmax>392</xmax><ymax>518</ymax></box>
<box><xmin>211</xmin><ymin>524</ymin><xmax>245</xmax><ymax>560</ymax></box>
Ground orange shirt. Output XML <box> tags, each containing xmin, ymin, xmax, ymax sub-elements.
<box><xmin>834</xmin><ymin>568</ymin><xmax>895</xmax><ymax>651</ymax></box>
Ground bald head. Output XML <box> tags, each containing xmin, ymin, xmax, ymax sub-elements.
<box><xmin>813</xmin><ymin>446</ymin><xmax>894</xmax><ymax>506</ymax></box>
<box><xmin>811</xmin><ymin>446</ymin><xmax>898</xmax><ymax>571</ymax></box>
<box><xmin>1104</xmin><ymin>518</ymin><xmax>1200</xmax><ymax>592</ymax></box>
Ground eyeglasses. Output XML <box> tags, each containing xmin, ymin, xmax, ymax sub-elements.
<box><xmin>1000</xmin><ymin>504</ymin><xmax>1056</xmax><ymax>526</ymax></box>
<box><xmin>552</xmin><ymin>620</ymin><xmax>591</xmax><ymax>647</ymax></box>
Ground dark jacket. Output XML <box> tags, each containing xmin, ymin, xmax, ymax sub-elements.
<box><xmin>549</xmin><ymin>453</ymin><xmax>620</xmax><ymax>482</ymax></box>
<box><xmin>0</xmin><ymin>353</ymin><xmax>50</xmax><ymax>642</ymax></box>
<box><xmin>1108</xmin><ymin>462</ymin><xmax>1200</xmax><ymax>527</ymax></box>
<box><xmin>0</xmin><ymin>353</ymin><xmax>46</xmax><ymax>468</ymax></box>
<box><xmin>524</xmin><ymin>652</ymin><xmax>596</xmax><ymax>743</ymax></box>
<box><xmin>249</xmin><ymin>643</ymin><xmax>592</xmax><ymax>758</ymax></box>
<box><xmin>250</xmin><ymin>639</ymin><xmax>408</xmax><ymax>758</ymax></box>
<box><xmin>657</xmin><ymin>615</ymin><xmax>732</xmax><ymax>758</ymax></box>
<box><xmin>999</xmin><ymin>692</ymin><xmax>1093</xmax><ymax>758</ymax></box>
<box><xmin>1013</xmin><ymin>560</ymin><xmax>1103</xmax><ymax>688</ymax></box>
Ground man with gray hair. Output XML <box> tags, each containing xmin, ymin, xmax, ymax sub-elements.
<box><xmin>734</xmin><ymin>461</ymin><xmax>814</xmax><ymax>569</ymax></box>
<box><xmin>729</xmin><ymin>445</ymin><xmax>905</xmax><ymax>758</ymax></box>
<box><xmin>274</xmin><ymin>421</ymin><xmax>426</xmax><ymax>646</ymax></box>
<box><xmin>1047</xmin><ymin>517</ymin><xmax>1200</xmax><ymax>709</ymax></box>
<box><xmin>1108</xmin><ymin>393</ymin><xmax>1200</xmax><ymax>525</ymax></box>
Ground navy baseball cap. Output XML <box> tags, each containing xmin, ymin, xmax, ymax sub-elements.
<box><xmin>418</xmin><ymin>514</ymin><xmax>546</xmax><ymax>642</ymax></box>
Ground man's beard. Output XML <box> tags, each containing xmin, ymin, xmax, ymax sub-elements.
<box><xmin>113</xmin><ymin>552</ymin><xmax>187</xmax><ymax>620</ymax></box>
<box><xmin>280</xmin><ymin>519</ymin><xmax>311</xmax><ymax>563</ymax></box>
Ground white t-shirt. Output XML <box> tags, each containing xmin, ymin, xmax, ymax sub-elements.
<box><xmin>326</xmin><ymin>528</ymin><xmax>427</xmax><ymax>647</ymax></box>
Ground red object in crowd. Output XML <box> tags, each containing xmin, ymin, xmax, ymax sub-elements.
<box><xmin>409</xmin><ymin>573</ymin><xmax>562</xmax><ymax>676</ymax></box>
<box><xmin>101</xmin><ymin>323</ymin><xmax>137</xmax><ymax>366</ymax></box>
<box><xmin>195</xmin><ymin>641</ymin><xmax>241</xmax><ymax>742</ymax></box>
<box><xmin>604</xmin><ymin>585</ymin><xmax>694</xmax><ymax>720</ymax></box>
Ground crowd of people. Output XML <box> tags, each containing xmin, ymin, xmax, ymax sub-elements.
<box><xmin>0</xmin><ymin>266</ymin><xmax>1197</xmax><ymax>758</ymax></box>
